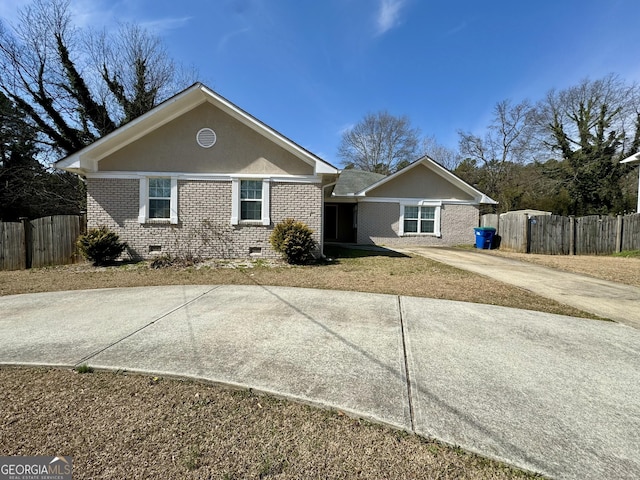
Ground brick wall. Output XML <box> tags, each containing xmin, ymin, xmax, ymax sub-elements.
<box><xmin>357</xmin><ymin>202</ymin><xmax>479</xmax><ymax>246</ymax></box>
<box><xmin>86</xmin><ymin>178</ymin><xmax>323</xmax><ymax>260</ymax></box>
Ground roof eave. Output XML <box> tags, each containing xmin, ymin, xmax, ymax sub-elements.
<box><xmin>55</xmin><ymin>83</ymin><xmax>339</xmax><ymax>176</ymax></box>
<box><xmin>621</xmin><ymin>152</ymin><xmax>640</xmax><ymax>165</ymax></box>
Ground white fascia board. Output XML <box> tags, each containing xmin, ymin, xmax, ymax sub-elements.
<box><xmin>356</xmin><ymin>197</ymin><xmax>478</xmax><ymax>204</ymax></box>
<box><xmin>479</xmin><ymin>194</ymin><xmax>499</xmax><ymax>204</ymax></box>
<box><xmin>357</xmin><ymin>156</ymin><xmax>497</xmax><ymax>204</ymax></box>
<box><xmin>416</xmin><ymin>157</ymin><xmax>498</xmax><ymax>203</ymax></box>
<box><xmin>621</xmin><ymin>152</ymin><xmax>640</xmax><ymax>164</ymax></box>
<box><xmin>85</xmin><ymin>171</ymin><xmax>321</xmax><ymax>183</ymax></box>
<box><xmin>56</xmin><ymin>83</ymin><xmax>339</xmax><ymax>176</ymax></box>
<box><xmin>198</xmin><ymin>85</ymin><xmax>339</xmax><ymax>175</ymax></box>
<box><xmin>356</xmin><ymin>160</ymin><xmax>423</xmax><ymax>195</ymax></box>
<box><xmin>55</xmin><ymin>85</ymin><xmax>206</xmax><ymax>173</ymax></box>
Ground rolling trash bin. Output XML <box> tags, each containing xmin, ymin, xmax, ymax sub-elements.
<box><xmin>474</xmin><ymin>227</ymin><xmax>496</xmax><ymax>249</ymax></box>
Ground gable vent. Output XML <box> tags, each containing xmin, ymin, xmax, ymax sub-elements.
<box><xmin>196</xmin><ymin>128</ymin><xmax>217</xmax><ymax>148</ymax></box>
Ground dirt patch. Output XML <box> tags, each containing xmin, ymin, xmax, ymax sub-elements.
<box><xmin>0</xmin><ymin>367</ymin><xmax>538</xmax><ymax>479</ymax></box>
<box><xmin>0</xmin><ymin>248</ymin><xmax>593</xmax><ymax>318</ymax></box>
<box><xmin>487</xmin><ymin>250</ymin><xmax>640</xmax><ymax>288</ymax></box>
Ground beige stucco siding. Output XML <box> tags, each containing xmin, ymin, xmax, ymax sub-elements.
<box><xmin>367</xmin><ymin>164</ymin><xmax>474</xmax><ymax>200</ymax></box>
<box><xmin>357</xmin><ymin>202</ymin><xmax>479</xmax><ymax>246</ymax></box>
<box><xmin>86</xmin><ymin>178</ymin><xmax>322</xmax><ymax>260</ymax></box>
<box><xmin>98</xmin><ymin>103</ymin><xmax>314</xmax><ymax>175</ymax></box>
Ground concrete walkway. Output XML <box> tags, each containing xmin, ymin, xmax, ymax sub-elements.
<box><xmin>2</xmin><ymin>285</ymin><xmax>640</xmax><ymax>479</ymax></box>
<box><xmin>400</xmin><ymin>247</ymin><xmax>640</xmax><ymax>329</ymax></box>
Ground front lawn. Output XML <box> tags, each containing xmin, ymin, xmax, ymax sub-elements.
<box><xmin>0</xmin><ymin>245</ymin><xmax>594</xmax><ymax>318</ymax></box>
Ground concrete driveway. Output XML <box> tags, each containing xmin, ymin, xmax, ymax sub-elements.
<box><xmin>400</xmin><ymin>246</ymin><xmax>640</xmax><ymax>329</ymax></box>
<box><xmin>1</xmin><ymin>285</ymin><xmax>639</xmax><ymax>479</ymax></box>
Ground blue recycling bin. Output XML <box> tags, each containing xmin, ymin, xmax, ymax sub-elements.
<box><xmin>474</xmin><ymin>227</ymin><xmax>496</xmax><ymax>249</ymax></box>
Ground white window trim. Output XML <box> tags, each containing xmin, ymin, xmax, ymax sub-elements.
<box><xmin>138</xmin><ymin>176</ymin><xmax>178</xmax><ymax>224</ymax></box>
<box><xmin>398</xmin><ymin>201</ymin><xmax>441</xmax><ymax>236</ymax></box>
<box><xmin>231</xmin><ymin>178</ymin><xmax>270</xmax><ymax>226</ymax></box>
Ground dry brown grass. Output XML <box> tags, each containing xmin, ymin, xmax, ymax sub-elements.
<box><xmin>1</xmin><ymin>247</ymin><xmax>586</xmax><ymax>478</ymax></box>
<box><xmin>0</xmin><ymin>246</ymin><xmax>594</xmax><ymax>318</ymax></box>
<box><xmin>487</xmin><ymin>250</ymin><xmax>640</xmax><ymax>288</ymax></box>
<box><xmin>0</xmin><ymin>367</ymin><xmax>538</xmax><ymax>479</ymax></box>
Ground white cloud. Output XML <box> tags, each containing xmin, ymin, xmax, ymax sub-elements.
<box><xmin>376</xmin><ymin>0</ymin><xmax>405</xmax><ymax>35</ymax></box>
<box><xmin>446</xmin><ymin>21</ymin><xmax>467</xmax><ymax>36</ymax></box>
<box><xmin>139</xmin><ymin>16</ymin><xmax>193</xmax><ymax>35</ymax></box>
<box><xmin>67</xmin><ymin>0</ymin><xmax>120</xmax><ymax>29</ymax></box>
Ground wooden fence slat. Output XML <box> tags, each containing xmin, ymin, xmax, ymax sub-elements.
<box><xmin>483</xmin><ymin>212</ymin><xmax>640</xmax><ymax>255</ymax></box>
<box><xmin>497</xmin><ymin>214</ymin><xmax>528</xmax><ymax>253</ymax></box>
<box><xmin>0</xmin><ymin>222</ymin><xmax>26</xmax><ymax>270</ymax></box>
<box><xmin>0</xmin><ymin>214</ymin><xmax>86</xmax><ymax>270</ymax></box>
<box><xmin>622</xmin><ymin>214</ymin><xmax>640</xmax><ymax>251</ymax></box>
<box><xmin>529</xmin><ymin>215</ymin><xmax>570</xmax><ymax>255</ymax></box>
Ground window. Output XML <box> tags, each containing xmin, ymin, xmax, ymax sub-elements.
<box><xmin>138</xmin><ymin>177</ymin><xmax>178</xmax><ymax>224</ymax></box>
<box><xmin>231</xmin><ymin>178</ymin><xmax>270</xmax><ymax>226</ymax></box>
<box><xmin>148</xmin><ymin>178</ymin><xmax>171</xmax><ymax>219</ymax></box>
<box><xmin>240</xmin><ymin>180</ymin><xmax>263</xmax><ymax>220</ymax></box>
<box><xmin>399</xmin><ymin>204</ymin><xmax>440</xmax><ymax>236</ymax></box>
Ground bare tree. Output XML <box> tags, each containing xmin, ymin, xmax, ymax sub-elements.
<box><xmin>0</xmin><ymin>0</ymin><xmax>196</xmax><ymax>158</ymax></box>
<box><xmin>338</xmin><ymin>111</ymin><xmax>420</xmax><ymax>174</ymax></box>
<box><xmin>458</xmin><ymin>99</ymin><xmax>536</xmax><ymax>209</ymax></box>
<box><xmin>420</xmin><ymin>134</ymin><xmax>461</xmax><ymax>170</ymax></box>
<box><xmin>87</xmin><ymin>23</ymin><xmax>180</xmax><ymax>124</ymax></box>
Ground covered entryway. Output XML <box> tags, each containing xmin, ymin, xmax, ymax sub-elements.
<box><xmin>324</xmin><ymin>203</ymin><xmax>357</xmax><ymax>242</ymax></box>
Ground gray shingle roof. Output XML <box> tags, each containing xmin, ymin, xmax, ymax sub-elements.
<box><xmin>332</xmin><ymin>169</ymin><xmax>386</xmax><ymax>196</ymax></box>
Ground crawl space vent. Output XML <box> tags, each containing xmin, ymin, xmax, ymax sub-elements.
<box><xmin>196</xmin><ymin>128</ymin><xmax>217</xmax><ymax>148</ymax></box>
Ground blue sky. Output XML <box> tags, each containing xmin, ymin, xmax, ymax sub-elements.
<box><xmin>2</xmin><ymin>0</ymin><xmax>640</xmax><ymax>166</ymax></box>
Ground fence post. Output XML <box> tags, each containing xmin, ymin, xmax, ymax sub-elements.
<box><xmin>19</xmin><ymin>217</ymin><xmax>32</xmax><ymax>269</ymax></box>
<box><xmin>615</xmin><ymin>215</ymin><xmax>623</xmax><ymax>253</ymax></box>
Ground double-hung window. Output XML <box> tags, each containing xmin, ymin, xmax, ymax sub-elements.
<box><xmin>400</xmin><ymin>203</ymin><xmax>440</xmax><ymax>236</ymax></box>
<box><xmin>149</xmin><ymin>178</ymin><xmax>171</xmax><ymax>219</ymax></box>
<box><xmin>231</xmin><ymin>178</ymin><xmax>270</xmax><ymax>225</ymax></box>
<box><xmin>240</xmin><ymin>180</ymin><xmax>263</xmax><ymax>220</ymax></box>
<box><xmin>138</xmin><ymin>177</ymin><xmax>178</xmax><ymax>224</ymax></box>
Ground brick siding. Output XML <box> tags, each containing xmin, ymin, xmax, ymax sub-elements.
<box><xmin>86</xmin><ymin>178</ymin><xmax>322</xmax><ymax>260</ymax></box>
<box><xmin>357</xmin><ymin>202</ymin><xmax>479</xmax><ymax>246</ymax></box>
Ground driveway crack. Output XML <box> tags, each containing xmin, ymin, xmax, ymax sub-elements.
<box><xmin>74</xmin><ymin>286</ymin><xmax>219</xmax><ymax>366</ymax></box>
<box><xmin>398</xmin><ymin>295</ymin><xmax>416</xmax><ymax>432</ymax></box>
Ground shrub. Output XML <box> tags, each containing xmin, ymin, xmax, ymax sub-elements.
<box><xmin>75</xmin><ymin>364</ymin><xmax>94</xmax><ymax>374</ymax></box>
<box><xmin>77</xmin><ymin>226</ymin><xmax>127</xmax><ymax>266</ymax></box>
<box><xmin>270</xmin><ymin>219</ymin><xmax>316</xmax><ymax>264</ymax></box>
<box><xmin>149</xmin><ymin>253</ymin><xmax>201</xmax><ymax>269</ymax></box>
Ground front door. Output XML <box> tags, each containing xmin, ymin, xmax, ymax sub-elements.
<box><xmin>324</xmin><ymin>203</ymin><xmax>356</xmax><ymax>242</ymax></box>
<box><xmin>325</xmin><ymin>205</ymin><xmax>338</xmax><ymax>241</ymax></box>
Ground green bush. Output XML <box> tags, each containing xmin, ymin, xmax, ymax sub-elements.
<box><xmin>270</xmin><ymin>219</ymin><xmax>316</xmax><ymax>264</ymax></box>
<box><xmin>77</xmin><ymin>226</ymin><xmax>127</xmax><ymax>266</ymax></box>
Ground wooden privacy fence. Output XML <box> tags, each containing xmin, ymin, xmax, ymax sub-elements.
<box><xmin>0</xmin><ymin>214</ymin><xmax>86</xmax><ymax>270</ymax></box>
<box><xmin>482</xmin><ymin>213</ymin><xmax>640</xmax><ymax>255</ymax></box>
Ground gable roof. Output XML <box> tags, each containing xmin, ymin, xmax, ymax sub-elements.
<box><xmin>332</xmin><ymin>169</ymin><xmax>386</xmax><ymax>196</ymax></box>
<box><xmin>354</xmin><ymin>156</ymin><xmax>497</xmax><ymax>204</ymax></box>
<box><xmin>55</xmin><ymin>83</ymin><xmax>338</xmax><ymax>176</ymax></box>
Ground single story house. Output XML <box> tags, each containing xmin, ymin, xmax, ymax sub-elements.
<box><xmin>56</xmin><ymin>83</ymin><xmax>496</xmax><ymax>259</ymax></box>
